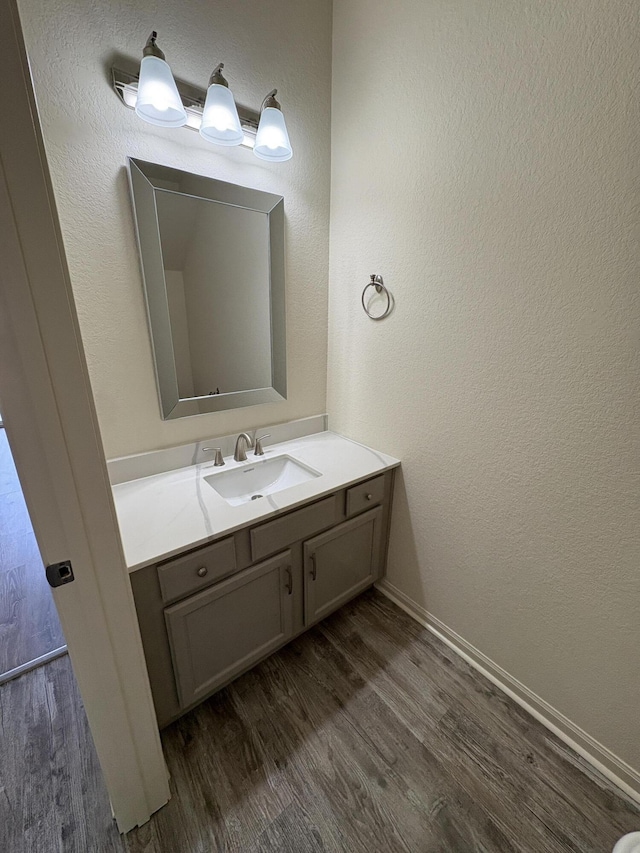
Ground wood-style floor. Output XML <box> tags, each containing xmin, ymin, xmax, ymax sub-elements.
<box><xmin>1</xmin><ymin>590</ymin><xmax>638</xmax><ymax>852</ymax></box>
<box><xmin>0</xmin><ymin>429</ymin><xmax>65</xmax><ymax>675</ymax></box>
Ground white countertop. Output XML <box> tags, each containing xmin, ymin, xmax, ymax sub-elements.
<box><xmin>112</xmin><ymin>431</ymin><xmax>400</xmax><ymax>572</ymax></box>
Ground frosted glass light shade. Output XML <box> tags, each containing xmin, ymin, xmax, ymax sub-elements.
<box><xmin>199</xmin><ymin>84</ymin><xmax>243</xmax><ymax>146</ymax></box>
<box><xmin>254</xmin><ymin>107</ymin><xmax>293</xmax><ymax>162</ymax></box>
<box><xmin>135</xmin><ymin>55</ymin><xmax>187</xmax><ymax>127</ymax></box>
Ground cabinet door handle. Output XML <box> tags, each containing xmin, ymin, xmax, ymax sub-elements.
<box><xmin>310</xmin><ymin>552</ymin><xmax>317</xmax><ymax>580</ymax></box>
<box><xmin>286</xmin><ymin>565</ymin><xmax>293</xmax><ymax>595</ymax></box>
<box><xmin>197</xmin><ymin>566</ymin><xmax>208</xmax><ymax>578</ymax></box>
<box><xmin>365</xmin><ymin>493</ymin><xmax>373</xmax><ymax>501</ymax></box>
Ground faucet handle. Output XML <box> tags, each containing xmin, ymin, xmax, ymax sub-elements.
<box><xmin>203</xmin><ymin>447</ymin><xmax>225</xmax><ymax>466</ymax></box>
<box><xmin>254</xmin><ymin>434</ymin><xmax>271</xmax><ymax>456</ymax></box>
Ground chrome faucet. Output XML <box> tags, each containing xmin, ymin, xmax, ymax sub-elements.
<box><xmin>233</xmin><ymin>432</ymin><xmax>254</xmax><ymax>462</ymax></box>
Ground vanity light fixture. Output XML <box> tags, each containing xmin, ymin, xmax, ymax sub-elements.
<box><xmin>135</xmin><ymin>32</ymin><xmax>187</xmax><ymax>128</ymax></box>
<box><xmin>199</xmin><ymin>63</ymin><xmax>243</xmax><ymax>146</ymax></box>
<box><xmin>254</xmin><ymin>90</ymin><xmax>293</xmax><ymax>162</ymax></box>
<box><xmin>112</xmin><ymin>33</ymin><xmax>293</xmax><ymax>160</ymax></box>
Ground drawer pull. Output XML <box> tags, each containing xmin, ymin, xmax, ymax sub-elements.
<box><xmin>196</xmin><ymin>566</ymin><xmax>208</xmax><ymax>578</ymax></box>
<box><xmin>310</xmin><ymin>553</ymin><xmax>317</xmax><ymax>581</ymax></box>
<box><xmin>366</xmin><ymin>493</ymin><xmax>373</xmax><ymax>501</ymax></box>
<box><xmin>286</xmin><ymin>566</ymin><xmax>293</xmax><ymax>595</ymax></box>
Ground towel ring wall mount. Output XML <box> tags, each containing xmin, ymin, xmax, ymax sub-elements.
<box><xmin>361</xmin><ymin>274</ymin><xmax>393</xmax><ymax>320</ymax></box>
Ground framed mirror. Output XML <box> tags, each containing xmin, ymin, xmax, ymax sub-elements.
<box><xmin>127</xmin><ymin>158</ymin><xmax>286</xmax><ymax>419</ymax></box>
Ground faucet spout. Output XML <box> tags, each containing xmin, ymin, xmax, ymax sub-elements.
<box><xmin>233</xmin><ymin>432</ymin><xmax>254</xmax><ymax>462</ymax></box>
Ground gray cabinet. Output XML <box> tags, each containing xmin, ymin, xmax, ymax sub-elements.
<box><xmin>165</xmin><ymin>551</ymin><xmax>294</xmax><ymax>708</ymax></box>
<box><xmin>303</xmin><ymin>507</ymin><xmax>383</xmax><ymax>626</ymax></box>
<box><xmin>130</xmin><ymin>469</ymin><xmax>396</xmax><ymax>727</ymax></box>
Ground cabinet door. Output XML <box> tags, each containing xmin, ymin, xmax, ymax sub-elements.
<box><xmin>303</xmin><ymin>507</ymin><xmax>383</xmax><ymax>626</ymax></box>
<box><xmin>165</xmin><ymin>550</ymin><xmax>294</xmax><ymax>709</ymax></box>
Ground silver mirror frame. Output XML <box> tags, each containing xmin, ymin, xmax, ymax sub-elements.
<box><xmin>127</xmin><ymin>158</ymin><xmax>286</xmax><ymax>419</ymax></box>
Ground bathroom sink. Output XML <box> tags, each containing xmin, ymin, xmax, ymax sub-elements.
<box><xmin>204</xmin><ymin>455</ymin><xmax>321</xmax><ymax>506</ymax></box>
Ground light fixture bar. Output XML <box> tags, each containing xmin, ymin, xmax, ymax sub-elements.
<box><xmin>111</xmin><ymin>65</ymin><xmax>260</xmax><ymax>149</ymax></box>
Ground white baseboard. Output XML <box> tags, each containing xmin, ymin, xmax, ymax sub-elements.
<box><xmin>375</xmin><ymin>579</ymin><xmax>640</xmax><ymax>808</ymax></box>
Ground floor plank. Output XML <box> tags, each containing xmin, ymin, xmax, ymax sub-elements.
<box><xmin>1</xmin><ymin>589</ymin><xmax>639</xmax><ymax>852</ymax></box>
<box><xmin>0</xmin><ymin>656</ymin><xmax>122</xmax><ymax>853</ymax></box>
<box><xmin>346</xmin><ymin>594</ymin><xmax>640</xmax><ymax>847</ymax></box>
<box><xmin>246</xmin><ymin>804</ymin><xmax>328</xmax><ymax>853</ymax></box>
<box><xmin>0</xmin><ymin>429</ymin><xmax>65</xmax><ymax>675</ymax></box>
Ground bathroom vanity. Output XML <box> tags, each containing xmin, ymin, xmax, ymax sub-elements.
<box><xmin>112</xmin><ymin>430</ymin><xmax>399</xmax><ymax>728</ymax></box>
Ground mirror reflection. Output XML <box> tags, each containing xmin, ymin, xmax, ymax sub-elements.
<box><xmin>127</xmin><ymin>158</ymin><xmax>286</xmax><ymax>419</ymax></box>
<box><xmin>155</xmin><ymin>191</ymin><xmax>271</xmax><ymax>399</ymax></box>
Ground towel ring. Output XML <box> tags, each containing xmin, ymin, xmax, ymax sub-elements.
<box><xmin>362</xmin><ymin>274</ymin><xmax>393</xmax><ymax>320</ymax></box>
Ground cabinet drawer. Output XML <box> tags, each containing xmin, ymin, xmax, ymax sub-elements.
<box><xmin>250</xmin><ymin>494</ymin><xmax>339</xmax><ymax>562</ymax></box>
<box><xmin>345</xmin><ymin>475</ymin><xmax>386</xmax><ymax>517</ymax></box>
<box><xmin>157</xmin><ymin>536</ymin><xmax>236</xmax><ymax>604</ymax></box>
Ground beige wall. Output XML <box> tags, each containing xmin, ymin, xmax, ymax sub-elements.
<box><xmin>17</xmin><ymin>0</ymin><xmax>332</xmax><ymax>458</ymax></box>
<box><xmin>329</xmin><ymin>0</ymin><xmax>640</xmax><ymax>774</ymax></box>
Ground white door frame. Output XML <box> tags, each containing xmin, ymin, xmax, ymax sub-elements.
<box><xmin>0</xmin><ymin>0</ymin><xmax>169</xmax><ymax>833</ymax></box>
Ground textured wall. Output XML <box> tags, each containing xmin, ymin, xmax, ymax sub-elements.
<box><xmin>329</xmin><ymin>0</ymin><xmax>640</xmax><ymax>772</ymax></box>
<box><xmin>17</xmin><ymin>0</ymin><xmax>332</xmax><ymax>458</ymax></box>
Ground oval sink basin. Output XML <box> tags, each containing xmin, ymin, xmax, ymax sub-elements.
<box><xmin>204</xmin><ymin>455</ymin><xmax>321</xmax><ymax>506</ymax></box>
